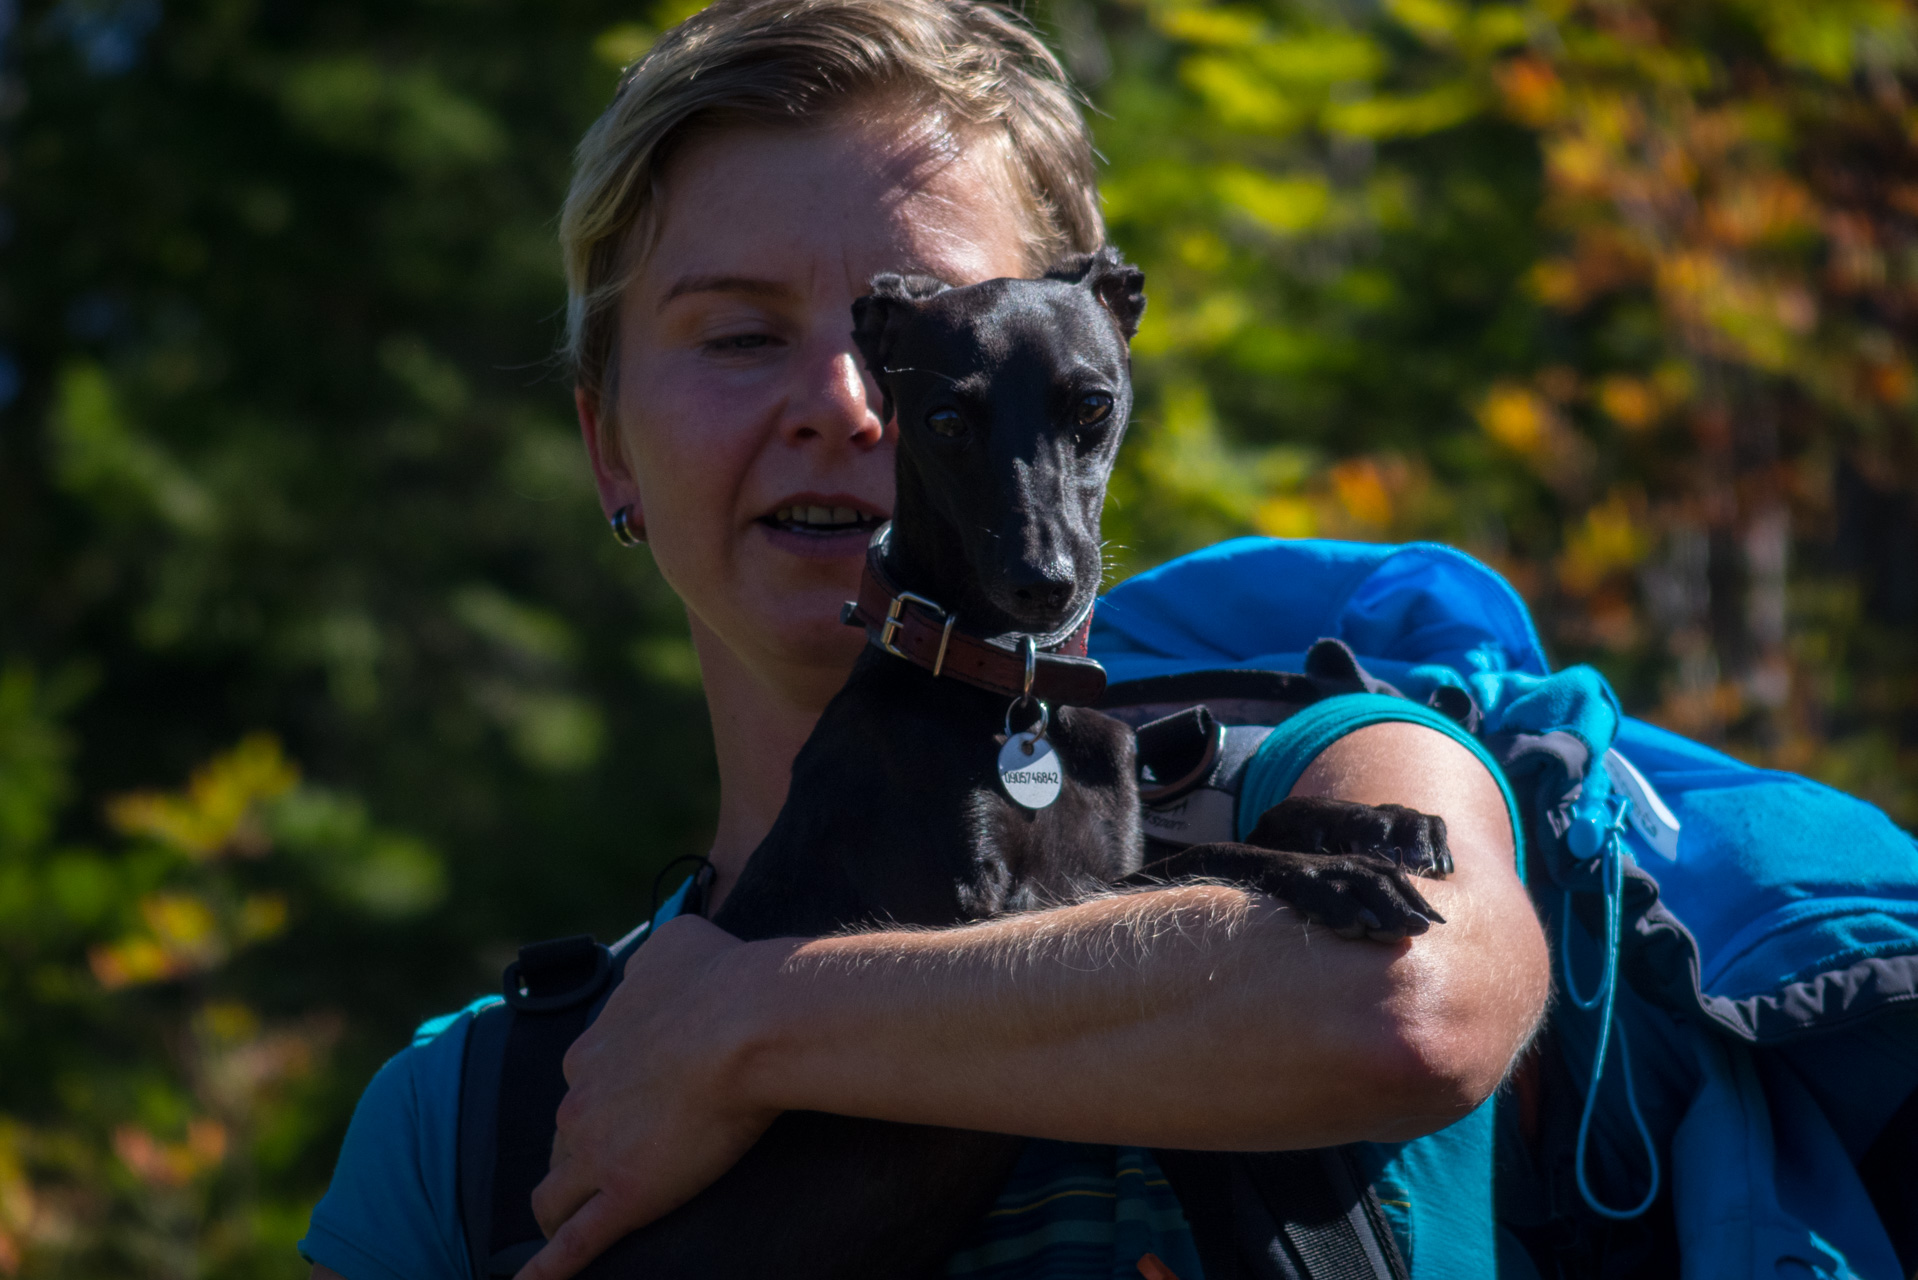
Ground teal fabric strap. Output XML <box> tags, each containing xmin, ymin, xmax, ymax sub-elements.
<box><xmin>1236</xmin><ymin>693</ymin><xmax>1525</xmax><ymax>878</ymax></box>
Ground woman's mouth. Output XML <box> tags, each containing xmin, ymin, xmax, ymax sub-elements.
<box><xmin>756</xmin><ymin>503</ymin><xmax>887</xmax><ymax>560</ymax></box>
<box><xmin>759</xmin><ymin>505</ymin><xmax>886</xmax><ymax>537</ymax></box>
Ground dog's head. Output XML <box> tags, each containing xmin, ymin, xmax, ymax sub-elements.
<box><xmin>851</xmin><ymin>247</ymin><xmax>1145</xmax><ymax>641</ymax></box>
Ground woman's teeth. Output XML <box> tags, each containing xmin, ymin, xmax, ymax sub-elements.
<box><xmin>773</xmin><ymin>506</ymin><xmax>866</xmax><ymax>529</ymax></box>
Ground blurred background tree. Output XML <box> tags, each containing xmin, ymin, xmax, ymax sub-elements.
<box><xmin>0</xmin><ymin>0</ymin><xmax>1913</xmax><ymax>1272</ymax></box>
<box><xmin>1092</xmin><ymin>0</ymin><xmax>1918</xmax><ymax>814</ymax></box>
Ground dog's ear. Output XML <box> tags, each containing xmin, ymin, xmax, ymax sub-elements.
<box><xmin>851</xmin><ymin>274</ymin><xmax>948</xmax><ymax>424</ymax></box>
<box><xmin>850</xmin><ymin>293</ymin><xmax>903</xmax><ymax>425</ymax></box>
<box><xmin>1088</xmin><ymin>248</ymin><xmax>1148</xmax><ymax>341</ymax></box>
<box><xmin>1047</xmin><ymin>246</ymin><xmax>1147</xmax><ymax>341</ymax></box>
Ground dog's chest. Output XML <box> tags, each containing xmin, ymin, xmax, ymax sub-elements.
<box><xmin>960</xmin><ymin>726</ymin><xmax>1143</xmax><ymax>915</ymax></box>
<box><xmin>717</xmin><ymin>672</ymin><xmax>1142</xmax><ymax>939</ymax></box>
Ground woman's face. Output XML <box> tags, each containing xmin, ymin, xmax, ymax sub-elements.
<box><xmin>582</xmin><ymin>112</ymin><xmax>1034</xmax><ymax>702</ymax></box>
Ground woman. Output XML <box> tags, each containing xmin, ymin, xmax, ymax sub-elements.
<box><xmin>303</xmin><ymin>2</ymin><xmax>1550</xmax><ymax>1277</ymax></box>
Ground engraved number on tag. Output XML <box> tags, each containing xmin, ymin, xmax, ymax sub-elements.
<box><xmin>998</xmin><ymin>733</ymin><xmax>1063</xmax><ymax>810</ymax></box>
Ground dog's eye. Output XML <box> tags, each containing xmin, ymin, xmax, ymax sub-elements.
<box><xmin>926</xmin><ymin>408</ymin><xmax>965</xmax><ymax>438</ymax></box>
<box><xmin>1074</xmin><ymin>393</ymin><xmax>1114</xmax><ymax>427</ymax></box>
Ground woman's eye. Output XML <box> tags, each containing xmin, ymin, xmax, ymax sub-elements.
<box><xmin>707</xmin><ymin>333</ymin><xmax>774</xmax><ymax>352</ymax></box>
<box><xmin>926</xmin><ymin>408</ymin><xmax>965</xmax><ymax>438</ymax></box>
<box><xmin>1074</xmin><ymin>393</ymin><xmax>1114</xmax><ymax>427</ymax></box>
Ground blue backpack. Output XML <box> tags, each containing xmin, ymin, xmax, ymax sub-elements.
<box><xmin>1091</xmin><ymin>537</ymin><xmax>1918</xmax><ymax>1280</ymax></box>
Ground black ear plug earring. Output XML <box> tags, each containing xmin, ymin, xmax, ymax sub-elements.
<box><xmin>610</xmin><ymin>506</ymin><xmax>646</xmax><ymax>546</ymax></box>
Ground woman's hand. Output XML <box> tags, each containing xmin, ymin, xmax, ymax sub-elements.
<box><xmin>516</xmin><ymin>915</ymin><xmax>786</xmax><ymax>1280</ymax></box>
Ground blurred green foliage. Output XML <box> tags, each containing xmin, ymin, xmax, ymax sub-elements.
<box><xmin>1093</xmin><ymin>0</ymin><xmax>1918</xmax><ymax>816</ymax></box>
<box><xmin>2</xmin><ymin>1</ymin><xmax>716</xmax><ymax>1269</ymax></box>
<box><xmin>1</xmin><ymin>0</ymin><xmax>1914</xmax><ymax>1271</ymax></box>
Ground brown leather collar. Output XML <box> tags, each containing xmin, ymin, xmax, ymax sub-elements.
<box><xmin>843</xmin><ymin>525</ymin><xmax>1107</xmax><ymax>707</ymax></box>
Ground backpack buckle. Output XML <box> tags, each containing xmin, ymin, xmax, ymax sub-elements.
<box><xmin>501</xmin><ymin>935</ymin><xmax>613</xmax><ymax>1013</ymax></box>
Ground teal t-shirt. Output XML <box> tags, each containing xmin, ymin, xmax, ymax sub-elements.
<box><xmin>301</xmin><ymin>692</ymin><xmax>1519</xmax><ymax>1280</ymax></box>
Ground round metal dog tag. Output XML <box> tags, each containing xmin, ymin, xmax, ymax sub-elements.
<box><xmin>997</xmin><ymin>733</ymin><xmax>1062</xmax><ymax>810</ymax></box>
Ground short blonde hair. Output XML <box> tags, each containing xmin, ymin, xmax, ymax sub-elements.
<box><xmin>559</xmin><ymin>0</ymin><xmax>1104</xmax><ymax>410</ymax></box>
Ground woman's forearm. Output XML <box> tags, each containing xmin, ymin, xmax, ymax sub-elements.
<box><xmin>723</xmin><ymin>886</ymin><xmax>1449</xmax><ymax>1149</ymax></box>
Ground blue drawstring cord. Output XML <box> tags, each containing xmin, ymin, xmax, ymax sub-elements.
<box><xmin>1561</xmin><ymin>793</ymin><xmax>1662</xmax><ymax>1221</ymax></box>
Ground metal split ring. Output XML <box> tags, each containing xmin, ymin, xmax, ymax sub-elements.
<box><xmin>1004</xmin><ymin>695</ymin><xmax>1050</xmax><ymax>743</ymax></box>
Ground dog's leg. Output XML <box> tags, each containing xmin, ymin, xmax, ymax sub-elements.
<box><xmin>1245</xmin><ymin>795</ymin><xmax>1453</xmax><ymax>878</ymax></box>
<box><xmin>1124</xmin><ymin>798</ymin><xmax>1452</xmax><ymax>943</ymax></box>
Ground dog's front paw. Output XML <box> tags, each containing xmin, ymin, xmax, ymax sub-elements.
<box><xmin>1130</xmin><ymin>843</ymin><xmax>1444</xmax><ymax>944</ymax></box>
<box><xmin>1245</xmin><ymin>795</ymin><xmax>1453</xmax><ymax>879</ymax></box>
<box><xmin>1256</xmin><ymin>852</ymin><xmax>1444</xmax><ymax>942</ymax></box>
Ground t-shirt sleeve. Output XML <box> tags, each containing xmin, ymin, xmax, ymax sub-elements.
<box><xmin>1238</xmin><ymin>691</ymin><xmax>1525</xmax><ymax>874</ymax></box>
<box><xmin>299</xmin><ymin>1006</ymin><xmax>482</xmax><ymax>1280</ymax></box>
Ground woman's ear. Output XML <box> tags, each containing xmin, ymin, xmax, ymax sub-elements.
<box><xmin>576</xmin><ymin>384</ymin><xmax>643</xmax><ymax>524</ymax></box>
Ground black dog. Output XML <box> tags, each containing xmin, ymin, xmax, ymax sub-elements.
<box><xmin>568</xmin><ymin>250</ymin><xmax>1446</xmax><ymax>1278</ymax></box>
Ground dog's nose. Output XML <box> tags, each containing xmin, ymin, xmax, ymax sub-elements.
<box><xmin>1010</xmin><ymin>571</ymin><xmax>1074</xmax><ymax>615</ymax></box>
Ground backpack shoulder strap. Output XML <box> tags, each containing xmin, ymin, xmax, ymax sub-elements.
<box><xmin>1153</xmin><ymin>1147</ymin><xmax>1410</xmax><ymax>1280</ymax></box>
<box><xmin>456</xmin><ymin>935</ymin><xmax>619</xmax><ymax>1279</ymax></box>
<box><xmin>457</xmin><ymin>997</ymin><xmax>511</xmax><ymax>1280</ymax></box>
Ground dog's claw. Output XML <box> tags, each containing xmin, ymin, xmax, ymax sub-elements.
<box><xmin>1357</xmin><ymin>908</ymin><xmax>1383</xmax><ymax>932</ymax></box>
<box><xmin>1361</xmin><ymin>918</ymin><xmax>1422</xmax><ymax>944</ymax></box>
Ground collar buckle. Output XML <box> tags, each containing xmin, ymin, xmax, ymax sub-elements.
<box><xmin>881</xmin><ymin>590</ymin><xmax>959</xmax><ymax>678</ymax></box>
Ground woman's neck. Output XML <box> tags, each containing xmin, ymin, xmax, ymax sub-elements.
<box><xmin>687</xmin><ymin>612</ymin><xmax>849</xmax><ymax>912</ymax></box>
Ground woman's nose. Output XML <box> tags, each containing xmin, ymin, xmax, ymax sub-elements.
<box><xmin>783</xmin><ymin>349</ymin><xmax>885</xmax><ymax>449</ymax></box>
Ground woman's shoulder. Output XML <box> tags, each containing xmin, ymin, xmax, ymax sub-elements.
<box><xmin>409</xmin><ymin>995</ymin><xmax>505</xmax><ymax>1050</ymax></box>
<box><xmin>298</xmin><ymin>996</ymin><xmax>502</xmax><ymax>1280</ymax></box>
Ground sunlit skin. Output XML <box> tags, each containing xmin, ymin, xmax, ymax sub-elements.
<box><xmin>581</xmin><ymin>114</ymin><xmax>1037</xmax><ymax>887</ymax></box>
<box><xmin>311</xmin><ymin>109</ymin><xmax>1550</xmax><ymax>1280</ymax></box>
